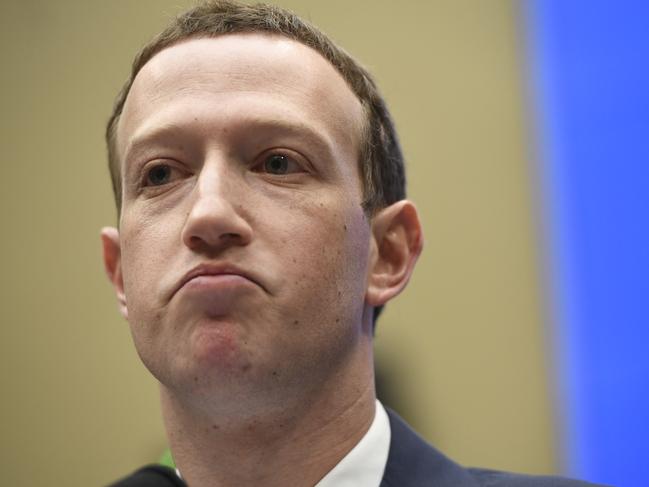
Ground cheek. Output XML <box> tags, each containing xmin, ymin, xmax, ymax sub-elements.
<box><xmin>119</xmin><ymin>216</ymin><xmax>176</xmax><ymax>314</ymax></box>
<box><xmin>275</xmin><ymin>198</ymin><xmax>371</xmax><ymax>315</ymax></box>
<box><xmin>118</xmin><ymin>219</ymin><xmax>181</xmax><ymax>377</ymax></box>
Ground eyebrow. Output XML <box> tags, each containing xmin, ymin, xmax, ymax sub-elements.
<box><xmin>122</xmin><ymin>117</ymin><xmax>337</xmax><ymax>172</ymax></box>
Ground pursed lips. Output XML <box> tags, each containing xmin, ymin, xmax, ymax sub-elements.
<box><xmin>170</xmin><ymin>263</ymin><xmax>265</xmax><ymax>300</ymax></box>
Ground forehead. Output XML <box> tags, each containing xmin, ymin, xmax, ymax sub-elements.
<box><xmin>117</xmin><ymin>34</ymin><xmax>365</xmax><ymax>162</ymax></box>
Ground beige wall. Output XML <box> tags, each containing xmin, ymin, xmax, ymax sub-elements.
<box><xmin>0</xmin><ymin>1</ymin><xmax>556</xmax><ymax>485</ymax></box>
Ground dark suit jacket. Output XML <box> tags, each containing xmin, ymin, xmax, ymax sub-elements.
<box><xmin>109</xmin><ymin>409</ymin><xmax>609</xmax><ymax>486</ymax></box>
<box><xmin>380</xmin><ymin>409</ymin><xmax>606</xmax><ymax>487</ymax></box>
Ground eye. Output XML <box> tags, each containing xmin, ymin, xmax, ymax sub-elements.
<box><xmin>142</xmin><ymin>163</ymin><xmax>184</xmax><ymax>187</ymax></box>
<box><xmin>257</xmin><ymin>153</ymin><xmax>303</xmax><ymax>175</ymax></box>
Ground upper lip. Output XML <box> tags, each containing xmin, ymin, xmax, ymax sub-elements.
<box><xmin>171</xmin><ymin>262</ymin><xmax>263</xmax><ymax>298</ymax></box>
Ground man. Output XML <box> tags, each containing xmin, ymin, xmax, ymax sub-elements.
<box><xmin>101</xmin><ymin>2</ymin><xmax>606</xmax><ymax>486</ymax></box>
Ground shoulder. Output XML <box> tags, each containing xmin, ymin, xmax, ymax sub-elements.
<box><xmin>382</xmin><ymin>408</ymin><xmax>611</xmax><ymax>487</ymax></box>
<box><xmin>107</xmin><ymin>464</ymin><xmax>185</xmax><ymax>487</ymax></box>
<box><xmin>467</xmin><ymin>468</ymin><xmax>609</xmax><ymax>486</ymax></box>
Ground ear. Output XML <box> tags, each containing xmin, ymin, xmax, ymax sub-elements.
<box><xmin>365</xmin><ymin>200</ymin><xmax>424</xmax><ymax>307</ymax></box>
<box><xmin>100</xmin><ymin>227</ymin><xmax>128</xmax><ymax>319</ymax></box>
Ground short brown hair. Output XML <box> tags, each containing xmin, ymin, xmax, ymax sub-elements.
<box><xmin>106</xmin><ymin>0</ymin><xmax>405</xmax><ymax>216</ymax></box>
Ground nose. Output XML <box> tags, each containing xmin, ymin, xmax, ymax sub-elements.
<box><xmin>181</xmin><ymin>163</ymin><xmax>252</xmax><ymax>253</ymax></box>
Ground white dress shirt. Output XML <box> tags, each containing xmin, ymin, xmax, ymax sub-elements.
<box><xmin>315</xmin><ymin>400</ymin><xmax>391</xmax><ymax>487</ymax></box>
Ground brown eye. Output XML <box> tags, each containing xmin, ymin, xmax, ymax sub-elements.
<box><xmin>145</xmin><ymin>164</ymin><xmax>172</xmax><ymax>186</ymax></box>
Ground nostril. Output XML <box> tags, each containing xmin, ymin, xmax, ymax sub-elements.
<box><xmin>188</xmin><ymin>235</ymin><xmax>204</xmax><ymax>247</ymax></box>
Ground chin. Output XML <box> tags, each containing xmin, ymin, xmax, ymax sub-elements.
<box><xmin>189</xmin><ymin>322</ymin><xmax>253</xmax><ymax>373</ymax></box>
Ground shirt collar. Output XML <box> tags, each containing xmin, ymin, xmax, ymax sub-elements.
<box><xmin>315</xmin><ymin>400</ymin><xmax>391</xmax><ymax>487</ymax></box>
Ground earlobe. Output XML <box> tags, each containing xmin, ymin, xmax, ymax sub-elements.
<box><xmin>365</xmin><ymin>200</ymin><xmax>424</xmax><ymax>308</ymax></box>
<box><xmin>100</xmin><ymin>227</ymin><xmax>128</xmax><ymax>319</ymax></box>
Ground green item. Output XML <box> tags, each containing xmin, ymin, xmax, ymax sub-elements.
<box><xmin>159</xmin><ymin>448</ymin><xmax>176</xmax><ymax>469</ymax></box>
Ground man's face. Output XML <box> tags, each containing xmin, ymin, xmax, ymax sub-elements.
<box><xmin>110</xmin><ymin>34</ymin><xmax>374</xmax><ymax>407</ymax></box>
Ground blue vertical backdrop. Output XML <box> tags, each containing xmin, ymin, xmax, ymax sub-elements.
<box><xmin>524</xmin><ymin>1</ymin><xmax>649</xmax><ymax>486</ymax></box>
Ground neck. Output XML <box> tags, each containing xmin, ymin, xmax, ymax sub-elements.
<box><xmin>160</xmin><ymin>342</ymin><xmax>376</xmax><ymax>487</ymax></box>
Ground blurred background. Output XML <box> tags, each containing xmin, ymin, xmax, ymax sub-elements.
<box><xmin>1</xmin><ymin>1</ymin><xmax>646</xmax><ymax>486</ymax></box>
